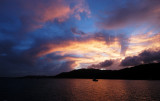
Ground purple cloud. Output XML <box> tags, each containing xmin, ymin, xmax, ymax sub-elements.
<box><xmin>88</xmin><ymin>60</ymin><xmax>114</xmax><ymax>69</ymax></box>
<box><xmin>121</xmin><ymin>50</ymin><xmax>160</xmax><ymax>66</ymax></box>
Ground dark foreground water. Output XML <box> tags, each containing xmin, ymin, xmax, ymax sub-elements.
<box><xmin>0</xmin><ymin>79</ymin><xmax>160</xmax><ymax>101</ymax></box>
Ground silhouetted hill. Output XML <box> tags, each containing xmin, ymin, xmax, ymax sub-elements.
<box><xmin>55</xmin><ymin>63</ymin><xmax>160</xmax><ymax>80</ymax></box>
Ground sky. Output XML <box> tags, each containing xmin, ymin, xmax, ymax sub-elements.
<box><xmin>0</xmin><ymin>0</ymin><xmax>160</xmax><ymax>77</ymax></box>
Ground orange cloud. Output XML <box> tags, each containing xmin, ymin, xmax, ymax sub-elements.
<box><xmin>36</xmin><ymin>36</ymin><xmax>123</xmax><ymax>69</ymax></box>
<box><xmin>126</xmin><ymin>31</ymin><xmax>160</xmax><ymax>57</ymax></box>
<box><xmin>18</xmin><ymin>0</ymin><xmax>90</xmax><ymax>31</ymax></box>
<box><xmin>35</xmin><ymin>31</ymin><xmax>160</xmax><ymax>70</ymax></box>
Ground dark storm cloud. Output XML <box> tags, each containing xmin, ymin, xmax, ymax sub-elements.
<box><xmin>99</xmin><ymin>60</ymin><xmax>113</xmax><ymax>67</ymax></box>
<box><xmin>121</xmin><ymin>50</ymin><xmax>160</xmax><ymax>66</ymax></box>
<box><xmin>98</xmin><ymin>0</ymin><xmax>160</xmax><ymax>29</ymax></box>
<box><xmin>120</xmin><ymin>56</ymin><xmax>141</xmax><ymax>66</ymax></box>
<box><xmin>88</xmin><ymin>60</ymin><xmax>114</xmax><ymax>69</ymax></box>
<box><xmin>139</xmin><ymin>50</ymin><xmax>160</xmax><ymax>63</ymax></box>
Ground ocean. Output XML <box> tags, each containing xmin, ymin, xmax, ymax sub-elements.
<box><xmin>0</xmin><ymin>79</ymin><xmax>160</xmax><ymax>101</ymax></box>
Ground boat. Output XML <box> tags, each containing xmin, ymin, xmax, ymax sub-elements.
<box><xmin>92</xmin><ymin>78</ymin><xmax>98</xmax><ymax>81</ymax></box>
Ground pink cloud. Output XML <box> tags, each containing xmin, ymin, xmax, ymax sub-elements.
<box><xmin>23</xmin><ymin>0</ymin><xmax>90</xmax><ymax>22</ymax></box>
<box><xmin>6</xmin><ymin>0</ymin><xmax>90</xmax><ymax>32</ymax></box>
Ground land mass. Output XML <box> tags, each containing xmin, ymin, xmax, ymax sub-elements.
<box><xmin>23</xmin><ymin>63</ymin><xmax>160</xmax><ymax>80</ymax></box>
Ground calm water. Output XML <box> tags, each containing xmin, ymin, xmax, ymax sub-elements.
<box><xmin>0</xmin><ymin>79</ymin><xmax>160</xmax><ymax>101</ymax></box>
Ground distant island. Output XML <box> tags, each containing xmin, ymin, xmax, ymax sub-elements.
<box><xmin>23</xmin><ymin>63</ymin><xmax>160</xmax><ymax>80</ymax></box>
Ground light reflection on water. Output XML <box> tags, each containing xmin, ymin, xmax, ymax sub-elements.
<box><xmin>0</xmin><ymin>79</ymin><xmax>160</xmax><ymax>101</ymax></box>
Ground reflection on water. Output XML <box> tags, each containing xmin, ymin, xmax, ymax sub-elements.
<box><xmin>0</xmin><ymin>79</ymin><xmax>160</xmax><ymax>101</ymax></box>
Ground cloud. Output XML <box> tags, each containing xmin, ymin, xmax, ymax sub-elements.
<box><xmin>0</xmin><ymin>0</ymin><xmax>91</xmax><ymax>76</ymax></box>
<box><xmin>120</xmin><ymin>56</ymin><xmax>141</xmax><ymax>66</ymax></box>
<box><xmin>125</xmin><ymin>32</ymin><xmax>160</xmax><ymax>57</ymax></box>
<box><xmin>1</xmin><ymin>0</ymin><xmax>160</xmax><ymax>77</ymax></box>
<box><xmin>30</xmin><ymin>30</ymin><xmax>129</xmax><ymax>59</ymax></box>
<box><xmin>0</xmin><ymin>0</ymin><xmax>90</xmax><ymax>33</ymax></box>
<box><xmin>88</xmin><ymin>60</ymin><xmax>114</xmax><ymax>69</ymax></box>
<box><xmin>117</xmin><ymin>34</ymin><xmax>129</xmax><ymax>56</ymax></box>
<box><xmin>0</xmin><ymin>44</ymin><xmax>77</xmax><ymax>77</ymax></box>
<box><xmin>121</xmin><ymin>49</ymin><xmax>160</xmax><ymax>66</ymax></box>
<box><xmin>19</xmin><ymin>30</ymin><xmax>127</xmax><ymax>72</ymax></box>
<box><xmin>71</xmin><ymin>28</ymin><xmax>85</xmax><ymax>36</ymax></box>
<box><xmin>97</xmin><ymin>0</ymin><xmax>160</xmax><ymax>29</ymax></box>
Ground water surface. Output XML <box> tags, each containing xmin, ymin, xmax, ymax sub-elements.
<box><xmin>0</xmin><ymin>79</ymin><xmax>160</xmax><ymax>101</ymax></box>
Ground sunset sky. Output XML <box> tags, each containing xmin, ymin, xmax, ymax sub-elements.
<box><xmin>0</xmin><ymin>0</ymin><xmax>160</xmax><ymax>76</ymax></box>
